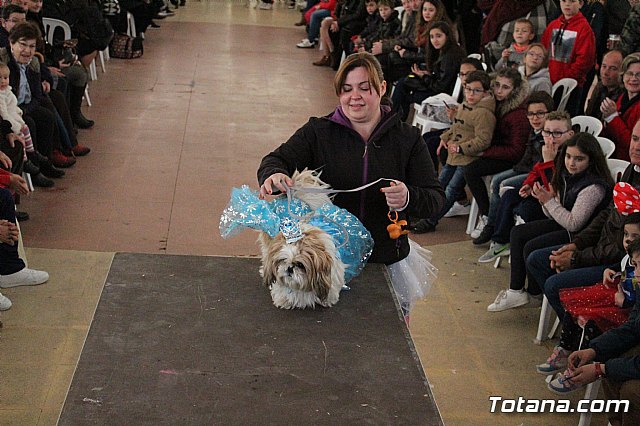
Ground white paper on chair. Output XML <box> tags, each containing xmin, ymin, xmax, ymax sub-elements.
<box><xmin>420</xmin><ymin>93</ymin><xmax>458</xmax><ymax>124</ymax></box>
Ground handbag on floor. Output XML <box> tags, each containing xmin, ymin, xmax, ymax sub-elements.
<box><xmin>109</xmin><ymin>33</ymin><xmax>143</xmax><ymax>59</ymax></box>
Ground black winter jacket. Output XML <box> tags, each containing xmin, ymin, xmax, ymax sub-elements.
<box><xmin>258</xmin><ymin>107</ymin><xmax>445</xmax><ymax>264</ymax></box>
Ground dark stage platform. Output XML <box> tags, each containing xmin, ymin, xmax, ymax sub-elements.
<box><xmin>58</xmin><ymin>253</ymin><xmax>442</xmax><ymax>425</ymax></box>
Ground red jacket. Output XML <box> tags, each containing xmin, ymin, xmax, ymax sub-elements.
<box><xmin>482</xmin><ymin>103</ymin><xmax>529</xmax><ymax>162</ymax></box>
<box><xmin>604</xmin><ymin>94</ymin><xmax>640</xmax><ymax>162</ymax></box>
<box><xmin>541</xmin><ymin>12</ymin><xmax>596</xmax><ymax>87</ymax></box>
<box><xmin>305</xmin><ymin>0</ymin><xmax>337</xmax><ymax>23</ymax></box>
<box><xmin>0</xmin><ymin>168</ymin><xmax>10</xmax><ymax>189</ymax></box>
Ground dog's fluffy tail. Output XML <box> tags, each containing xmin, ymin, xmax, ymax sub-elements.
<box><xmin>291</xmin><ymin>169</ymin><xmax>332</xmax><ymax>210</ymax></box>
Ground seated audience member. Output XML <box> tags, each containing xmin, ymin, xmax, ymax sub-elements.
<box><xmin>411</xmin><ymin>70</ymin><xmax>495</xmax><ymax>233</ymax></box>
<box><xmin>487</xmin><ymin>132</ymin><xmax>613</xmax><ymax>312</ymax></box>
<box><xmin>296</xmin><ymin>0</ymin><xmax>338</xmax><ymax>48</ymax></box>
<box><xmin>494</xmin><ymin>18</ymin><xmax>535</xmax><ymax>71</ymax></box>
<box><xmin>332</xmin><ymin>0</ymin><xmax>368</xmax><ymax>69</ymax></box>
<box><xmin>0</xmin><ymin>23</ymin><xmax>68</xmax><ymax>176</ymax></box>
<box><xmin>584</xmin><ymin>49</ymin><xmax>624</xmax><ymax>121</ymax></box>
<box><xmin>351</xmin><ymin>0</ymin><xmax>380</xmax><ymax>52</ymax></box>
<box><xmin>0</xmin><ymin>4</ymin><xmax>25</xmax><ymax>47</ymax></box>
<box><xmin>421</xmin><ymin>56</ymin><xmax>484</xmax><ymax>168</ymax></box>
<box><xmin>0</xmin><ymin>164</ymin><xmax>48</xmax><ymax>310</ymax></box>
<box><xmin>601</xmin><ymin>53</ymin><xmax>640</xmax><ymax>161</ymax></box>
<box><xmin>479</xmin><ymin>112</ymin><xmax>575</xmax><ymax>258</ymax></box>
<box><xmin>526</xmin><ymin>121</ymin><xmax>640</xmax><ymax>324</ymax></box>
<box><xmin>356</xmin><ymin>0</ymin><xmax>399</xmax><ymax>53</ymax></box>
<box><xmin>462</xmin><ymin>68</ymin><xmax>530</xmax><ymax>238</ymax></box>
<box><xmin>537</xmin><ymin>209</ymin><xmax>640</xmax><ymax>378</ymax></box>
<box><xmin>481</xmin><ymin>0</ymin><xmax>559</xmax><ymax>68</ymax></box>
<box><xmin>370</xmin><ymin>0</ymin><xmax>418</xmax><ymax>81</ymax></box>
<box><xmin>390</xmin><ymin>20</ymin><xmax>465</xmax><ymax>122</ymax></box>
<box><xmin>619</xmin><ymin>3</ymin><xmax>640</xmax><ymax>57</ymax></box>
<box><xmin>541</xmin><ymin>0</ymin><xmax>596</xmax><ymax>116</ymax></box>
<box><xmin>313</xmin><ymin>3</ymin><xmax>343</xmax><ymax>67</ymax></box>
<box><xmin>471</xmin><ymin>97</ymin><xmax>556</xmax><ymax>245</ymax></box>
<box><xmin>519</xmin><ymin>43</ymin><xmax>552</xmax><ymax>95</ymax></box>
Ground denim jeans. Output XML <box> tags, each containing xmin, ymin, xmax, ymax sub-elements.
<box><xmin>308</xmin><ymin>9</ymin><xmax>330</xmax><ymax>41</ymax></box>
<box><xmin>427</xmin><ymin>163</ymin><xmax>466</xmax><ymax>225</ymax></box>
<box><xmin>526</xmin><ymin>244</ymin><xmax>614</xmax><ymax>319</ymax></box>
<box><xmin>487</xmin><ymin>170</ymin><xmax>527</xmax><ymax>226</ymax></box>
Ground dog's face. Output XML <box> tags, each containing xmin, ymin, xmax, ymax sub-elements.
<box><xmin>260</xmin><ymin>228</ymin><xmax>335</xmax><ymax>302</ymax></box>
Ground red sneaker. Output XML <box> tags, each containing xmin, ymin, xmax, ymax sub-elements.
<box><xmin>71</xmin><ymin>144</ymin><xmax>91</xmax><ymax>156</ymax></box>
<box><xmin>50</xmin><ymin>150</ymin><xmax>76</xmax><ymax>168</ymax></box>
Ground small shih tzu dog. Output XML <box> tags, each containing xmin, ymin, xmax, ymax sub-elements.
<box><xmin>258</xmin><ymin>170</ymin><xmax>346</xmax><ymax>309</ymax></box>
<box><xmin>219</xmin><ymin>169</ymin><xmax>373</xmax><ymax>310</ymax></box>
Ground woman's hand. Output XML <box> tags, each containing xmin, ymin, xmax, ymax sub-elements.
<box><xmin>531</xmin><ymin>182</ymin><xmax>554</xmax><ymax>204</ymax></box>
<box><xmin>615</xmin><ymin>283</ymin><xmax>626</xmax><ymax>307</ymax></box>
<box><xmin>0</xmin><ymin>151</ymin><xmax>11</xmax><ymax>169</ymax></box>
<box><xmin>6</xmin><ymin>132</ymin><xmax>24</xmax><ymax>149</ymax></box>
<box><xmin>436</xmin><ymin>139</ymin><xmax>448</xmax><ymax>155</ymax></box>
<box><xmin>48</xmin><ymin>66</ymin><xmax>65</xmax><ymax>77</ymax></box>
<box><xmin>259</xmin><ymin>173</ymin><xmax>293</xmax><ymax>199</ymax></box>
<box><xmin>549</xmin><ymin>243</ymin><xmax>577</xmax><ymax>272</ymax></box>
<box><xmin>410</xmin><ymin>64</ymin><xmax>428</xmax><ymax>77</ymax></box>
<box><xmin>600</xmin><ymin>97</ymin><xmax>618</xmax><ymax>118</ymax></box>
<box><xmin>371</xmin><ymin>41</ymin><xmax>382</xmax><ymax>55</ymax></box>
<box><xmin>393</xmin><ymin>44</ymin><xmax>402</xmax><ymax>52</ymax></box>
<box><xmin>9</xmin><ymin>173</ymin><xmax>28</xmax><ymax>195</ymax></box>
<box><xmin>602</xmin><ymin>268</ymin><xmax>618</xmax><ymax>286</ymax></box>
<box><xmin>380</xmin><ymin>180</ymin><xmax>408</xmax><ymax>210</ymax></box>
<box><xmin>0</xmin><ymin>219</ymin><xmax>18</xmax><ymax>245</ymax></box>
<box><xmin>568</xmin><ymin>348</ymin><xmax>596</xmax><ymax>369</ymax></box>
<box><xmin>518</xmin><ymin>184</ymin><xmax>532</xmax><ymax>198</ymax></box>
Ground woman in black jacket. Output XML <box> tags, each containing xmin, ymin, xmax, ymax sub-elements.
<box><xmin>258</xmin><ymin>52</ymin><xmax>444</xmax><ymax>319</ymax></box>
<box><xmin>390</xmin><ymin>20</ymin><xmax>465</xmax><ymax>121</ymax></box>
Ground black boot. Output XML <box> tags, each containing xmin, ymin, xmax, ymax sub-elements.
<box><xmin>69</xmin><ymin>85</ymin><xmax>94</xmax><ymax>129</ymax></box>
<box><xmin>472</xmin><ymin>225</ymin><xmax>494</xmax><ymax>245</ymax></box>
<box><xmin>31</xmin><ymin>172</ymin><xmax>54</xmax><ymax>188</ymax></box>
<box><xmin>29</xmin><ymin>151</ymin><xmax>65</xmax><ymax>179</ymax></box>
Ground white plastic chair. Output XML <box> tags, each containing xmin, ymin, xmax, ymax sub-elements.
<box><xmin>127</xmin><ymin>12</ymin><xmax>140</xmax><ymax>39</ymax></box>
<box><xmin>466</xmin><ymin>175</ymin><xmax>492</xmax><ymax>235</ymax></box>
<box><xmin>572</xmin><ymin>115</ymin><xmax>603</xmax><ymax>136</ymax></box>
<box><xmin>552</xmin><ymin>78</ymin><xmax>577</xmax><ymax>112</ymax></box>
<box><xmin>535</xmin><ymin>296</ymin><xmax>560</xmax><ymax>344</ymax></box>
<box><xmin>607</xmin><ymin>158</ymin><xmax>631</xmax><ymax>182</ymax></box>
<box><xmin>596</xmin><ymin>137</ymin><xmax>616</xmax><ymax>158</ymax></box>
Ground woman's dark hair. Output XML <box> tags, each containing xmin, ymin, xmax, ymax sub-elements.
<box><xmin>334</xmin><ymin>51</ymin><xmax>385</xmax><ymax>97</ymax></box>
<box><xmin>415</xmin><ymin>0</ymin><xmax>449</xmax><ymax>47</ymax></box>
<box><xmin>624</xmin><ymin>212</ymin><xmax>640</xmax><ymax>226</ymax></box>
<box><xmin>495</xmin><ymin>67</ymin><xmax>523</xmax><ymax>92</ymax></box>
<box><xmin>425</xmin><ymin>21</ymin><xmax>456</xmax><ymax>72</ymax></box>
<box><xmin>460</xmin><ymin>57</ymin><xmax>484</xmax><ymax>71</ymax></box>
<box><xmin>551</xmin><ymin>132</ymin><xmax>615</xmax><ymax>196</ymax></box>
<box><xmin>8</xmin><ymin>21</ymin><xmax>40</xmax><ymax>44</ymax></box>
<box><xmin>627</xmin><ymin>235</ymin><xmax>640</xmax><ymax>257</ymax></box>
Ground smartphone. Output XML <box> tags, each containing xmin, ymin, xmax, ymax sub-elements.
<box><xmin>417</xmin><ymin>63</ymin><xmax>427</xmax><ymax>71</ymax></box>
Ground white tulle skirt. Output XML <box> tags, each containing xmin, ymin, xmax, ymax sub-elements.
<box><xmin>386</xmin><ymin>239</ymin><xmax>437</xmax><ymax>314</ymax></box>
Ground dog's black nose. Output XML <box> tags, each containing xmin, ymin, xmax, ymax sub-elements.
<box><xmin>286</xmin><ymin>266</ymin><xmax>294</xmax><ymax>275</ymax></box>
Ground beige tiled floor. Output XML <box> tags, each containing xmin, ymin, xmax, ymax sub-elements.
<box><xmin>0</xmin><ymin>2</ymin><xmax>613</xmax><ymax>425</ymax></box>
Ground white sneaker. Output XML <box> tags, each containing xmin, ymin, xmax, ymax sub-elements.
<box><xmin>470</xmin><ymin>215</ymin><xmax>488</xmax><ymax>239</ymax></box>
<box><xmin>444</xmin><ymin>201</ymin><xmax>471</xmax><ymax>218</ymax></box>
<box><xmin>0</xmin><ymin>292</ymin><xmax>11</xmax><ymax>310</ymax></box>
<box><xmin>478</xmin><ymin>242</ymin><xmax>510</xmax><ymax>263</ymax></box>
<box><xmin>296</xmin><ymin>38</ymin><xmax>315</xmax><ymax>48</ymax></box>
<box><xmin>258</xmin><ymin>1</ymin><xmax>273</xmax><ymax>9</ymax></box>
<box><xmin>0</xmin><ymin>268</ymin><xmax>49</xmax><ymax>288</ymax></box>
<box><xmin>487</xmin><ymin>289</ymin><xmax>529</xmax><ymax>312</ymax></box>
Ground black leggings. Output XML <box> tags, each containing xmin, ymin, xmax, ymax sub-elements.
<box><xmin>462</xmin><ymin>158</ymin><xmax>513</xmax><ymax>216</ymax></box>
<box><xmin>509</xmin><ymin>219</ymin><xmax>569</xmax><ymax>294</ymax></box>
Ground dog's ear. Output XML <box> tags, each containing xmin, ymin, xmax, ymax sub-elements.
<box><xmin>308</xmin><ymin>249</ymin><xmax>332</xmax><ymax>302</ymax></box>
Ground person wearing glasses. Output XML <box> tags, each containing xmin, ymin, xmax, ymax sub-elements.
<box><xmin>488</xmin><ymin>131</ymin><xmax>613</xmax><ymax>312</ymax></box>
<box><xmin>462</xmin><ymin>67</ymin><xmax>531</xmax><ymax>239</ymax></box>
<box><xmin>472</xmin><ymin>91</ymin><xmax>555</xmax><ymax>245</ymax></box>
<box><xmin>601</xmin><ymin>53</ymin><xmax>640</xmax><ymax>161</ymax></box>
<box><xmin>519</xmin><ymin>43</ymin><xmax>552</xmax><ymax>95</ymax></box>
<box><xmin>411</xmin><ymin>70</ymin><xmax>495</xmax><ymax>233</ymax></box>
